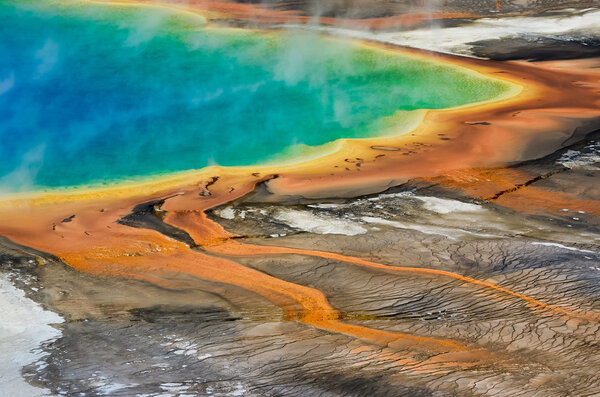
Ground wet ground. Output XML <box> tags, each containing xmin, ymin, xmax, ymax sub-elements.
<box><xmin>2</xmin><ymin>1</ymin><xmax>600</xmax><ymax>396</ymax></box>
<box><xmin>2</xmin><ymin>130</ymin><xmax>600</xmax><ymax>396</ymax></box>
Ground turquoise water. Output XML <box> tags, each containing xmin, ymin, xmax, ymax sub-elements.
<box><xmin>0</xmin><ymin>0</ymin><xmax>510</xmax><ymax>191</ymax></box>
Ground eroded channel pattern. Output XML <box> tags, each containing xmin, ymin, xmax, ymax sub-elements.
<box><xmin>2</xmin><ymin>134</ymin><xmax>600</xmax><ymax>396</ymax></box>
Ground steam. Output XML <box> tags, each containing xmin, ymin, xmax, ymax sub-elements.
<box><xmin>273</xmin><ymin>31</ymin><xmax>351</xmax><ymax>88</ymax></box>
<box><xmin>372</xmin><ymin>8</ymin><xmax>600</xmax><ymax>57</ymax></box>
<box><xmin>120</xmin><ymin>9</ymin><xmax>169</xmax><ymax>47</ymax></box>
<box><xmin>0</xmin><ymin>73</ymin><xmax>14</xmax><ymax>96</ymax></box>
<box><xmin>0</xmin><ymin>145</ymin><xmax>45</xmax><ymax>193</ymax></box>
<box><xmin>0</xmin><ymin>0</ymin><xmax>520</xmax><ymax>193</ymax></box>
<box><xmin>34</xmin><ymin>39</ymin><xmax>59</xmax><ymax>79</ymax></box>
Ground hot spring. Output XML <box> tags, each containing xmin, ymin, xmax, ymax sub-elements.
<box><xmin>0</xmin><ymin>0</ymin><xmax>512</xmax><ymax>191</ymax></box>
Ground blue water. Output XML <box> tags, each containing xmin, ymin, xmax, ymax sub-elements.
<box><xmin>0</xmin><ymin>0</ymin><xmax>510</xmax><ymax>191</ymax></box>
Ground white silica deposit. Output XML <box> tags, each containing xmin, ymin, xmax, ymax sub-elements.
<box><xmin>412</xmin><ymin>195</ymin><xmax>485</xmax><ymax>214</ymax></box>
<box><xmin>271</xmin><ymin>208</ymin><xmax>367</xmax><ymax>236</ymax></box>
<box><xmin>290</xmin><ymin>9</ymin><xmax>600</xmax><ymax>58</ymax></box>
<box><xmin>0</xmin><ymin>273</ymin><xmax>63</xmax><ymax>396</ymax></box>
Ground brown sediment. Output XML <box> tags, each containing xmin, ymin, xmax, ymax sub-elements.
<box><xmin>494</xmin><ymin>187</ymin><xmax>600</xmax><ymax>217</ymax></box>
<box><xmin>164</xmin><ymin>210</ymin><xmax>599</xmax><ymax>321</ymax></box>
<box><xmin>423</xmin><ymin>163</ymin><xmax>600</xmax><ymax>218</ymax></box>
<box><xmin>2</xmin><ymin>0</ymin><xmax>600</xmax><ymax>371</ymax></box>
<box><xmin>0</xmin><ymin>177</ymin><xmax>474</xmax><ymax>362</ymax></box>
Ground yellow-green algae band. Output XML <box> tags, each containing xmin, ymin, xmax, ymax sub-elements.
<box><xmin>0</xmin><ymin>0</ymin><xmax>517</xmax><ymax>199</ymax></box>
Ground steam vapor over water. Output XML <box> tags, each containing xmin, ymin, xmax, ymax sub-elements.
<box><xmin>0</xmin><ymin>0</ymin><xmax>509</xmax><ymax>192</ymax></box>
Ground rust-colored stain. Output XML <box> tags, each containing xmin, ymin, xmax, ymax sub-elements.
<box><xmin>426</xmin><ymin>166</ymin><xmax>600</xmax><ymax>218</ymax></box>
<box><xmin>166</xmin><ymin>210</ymin><xmax>600</xmax><ymax>321</ymax></box>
